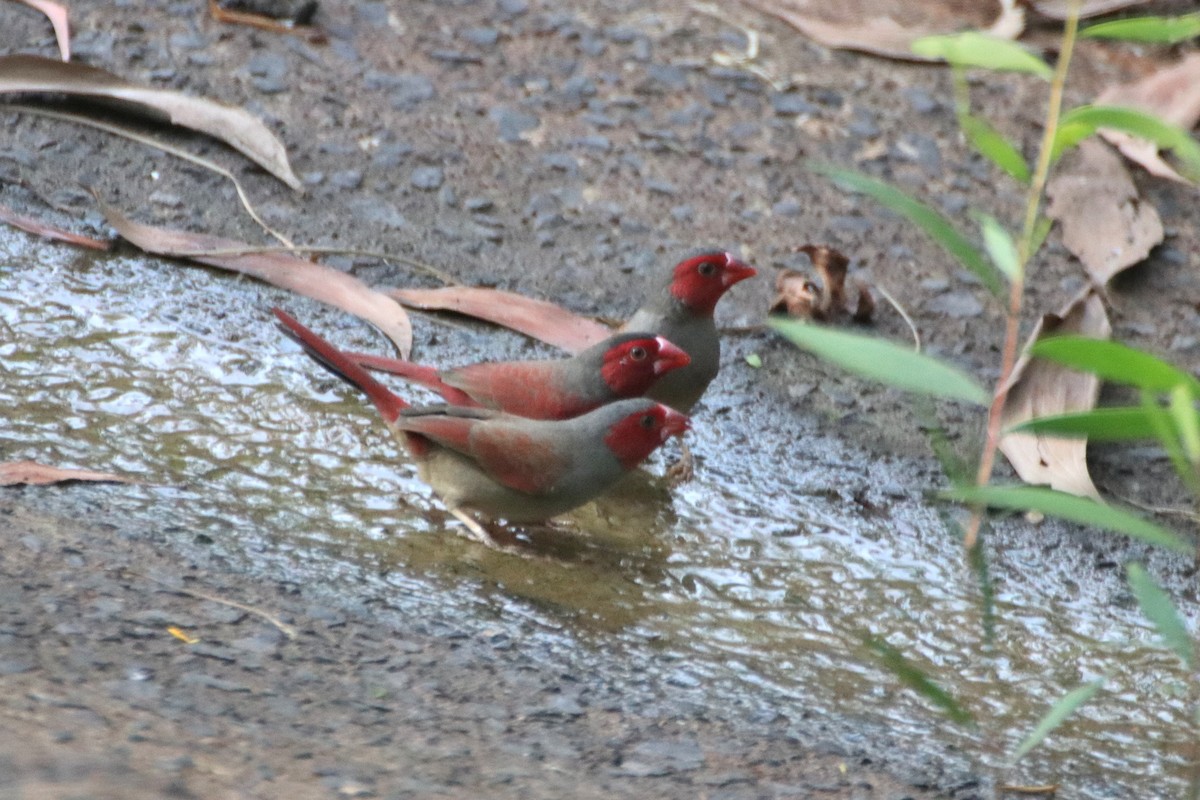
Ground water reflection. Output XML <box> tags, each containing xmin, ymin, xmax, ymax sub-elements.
<box><xmin>1</xmin><ymin>227</ymin><xmax>1195</xmax><ymax>797</ymax></box>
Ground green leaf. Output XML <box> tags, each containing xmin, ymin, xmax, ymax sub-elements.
<box><xmin>1143</xmin><ymin>391</ymin><xmax>1200</xmax><ymax>496</ymax></box>
<box><xmin>1029</xmin><ymin>215</ymin><xmax>1054</xmax><ymax>258</ymax></box>
<box><xmin>809</xmin><ymin>164</ymin><xmax>1002</xmax><ymax>296</ymax></box>
<box><xmin>1007</xmin><ymin>407</ymin><xmax>1160</xmax><ymax>441</ymax></box>
<box><xmin>968</xmin><ymin>537</ymin><xmax>997</xmax><ymax>649</ymax></box>
<box><xmin>1010</xmin><ymin>677</ymin><xmax>1106</xmax><ymax>762</ymax></box>
<box><xmin>1081</xmin><ymin>13</ymin><xmax>1200</xmax><ymax>43</ymax></box>
<box><xmin>959</xmin><ymin>113</ymin><xmax>1031</xmax><ymax>182</ymax></box>
<box><xmin>865</xmin><ymin>637</ymin><xmax>974</xmax><ymax>726</ymax></box>
<box><xmin>912</xmin><ymin>33</ymin><xmax>1053</xmax><ymax>79</ymax></box>
<box><xmin>745</xmin><ymin>353</ymin><xmax>762</xmax><ymax>369</ymax></box>
<box><xmin>942</xmin><ymin>484</ymin><xmax>1191</xmax><ymax>553</ymax></box>
<box><xmin>977</xmin><ymin>213</ymin><xmax>1023</xmax><ymax>282</ymax></box>
<box><xmin>1051</xmin><ymin>105</ymin><xmax>1200</xmax><ymax>181</ymax></box>
<box><xmin>1031</xmin><ymin>336</ymin><xmax>1200</xmax><ymax>395</ymax></box>
<box><xmin>1127</xmin><ymin>563</ymin><xmax>1195</xmax><ymax>669</ymax></box>
<box><xmin>770</xmin><ymin>319</ymin><xmax>989</xmax><ymax>405</ymax></box>
<box><xmin>1168</xmin><ymin>385</ymin><xmax>1200</xmax><ymax>464</ymax></box>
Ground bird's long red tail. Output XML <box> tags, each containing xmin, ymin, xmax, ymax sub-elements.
<box><xmin>343</xmin><ymin>351</ymin><xmax>477</xmax><ymax>407</ymax></box>
<box><xmin>273</xmin><ymin>308</ymin><xmax>409</xmax><ymax>423</ymax></box>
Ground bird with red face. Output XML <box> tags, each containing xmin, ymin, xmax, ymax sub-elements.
<box><xmin>615</xmin><ymin>251</ymin><xmax>756</xmax><ymax>412</ymax></box>
<box><xmin>389</xmin><ymin>251</ymin><xmax>756</xmax><ymax>413</ymax></box>
<box><xmin>273</xmin><ymin>309</ymin><xmax>690</xmax><ymax>536</ymax></box>
<box><xmin>343</xmin><ymin>331</ymin><xmax>690</xmax><ymax>420</ymax></box>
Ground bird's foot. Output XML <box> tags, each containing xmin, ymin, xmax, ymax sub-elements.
<box><xmin>449</xmin><ymin>509</ymin><xmax>528</xmax><ymax>553</ymax></box>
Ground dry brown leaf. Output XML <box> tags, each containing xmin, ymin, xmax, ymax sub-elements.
<box><xmin>0</xmin><ymin>460</ymin><xmax>130</xmax><ymax>486</ymax></box>
<box><xmin>209</xmin><ymin>0</ymin><xmax>324</xmax><ymax>38</ymax></box>
<box><xmin>1045</xmin><ymin>139</ymin><xmax>1163</xmax><ymax>285</ymax></box>
<box><xmin>999</xmin><ymin>288</ymin><xmax>1111</xmax><ymax>500</ymax></box>
<box><xmin>0</xmin><ymin>55</ymin><xmax>302</xmax><ymax>191</ymax></box>
<box><xmin>769</xmin><ymin>244</ymin><xmax>874</xmax><ymax>322</ymax></box>
<box><xmin>0</xmin><ymin>203</ymin><xmax>111</xmax><ymax>250</ymax></box>
<box><xmin>15</xmin><ymin>0</ymin><xmax>70</xmax><ymax>61</ymax></box>
<box><xmin>1096</xmin><ymin>54</ymin><xmax>1200</xmax><ymax>183</ymax></box>
<box><xmin>1033</xmin><ymin>0</ymin><xmax>1150</xmax><ymax>20</ymax></box>
<box><xmin>736</xmin><ymin>0</ymin><xmax>1020</xmax><ymax>61</ymax></box>
<box><xmin>97</xmin><ymin>197</ymin><xmax>413</xmax><ymax>357</ymax></box>
<box><xmin>389</xmin><ymin>286</ymin><xmax>613</xmax><ymax>354</ymax></box>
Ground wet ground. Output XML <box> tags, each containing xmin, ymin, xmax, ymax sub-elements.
<box><xmin>3</xmin><ymin>0</ymin><xmax>1200</xmax><ymax>798</ymax></box>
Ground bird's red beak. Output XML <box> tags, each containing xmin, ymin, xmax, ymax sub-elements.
<box><xmin>653</xmin><ymin>337</ymin><xmax>692</xmax><ymax>375</ymax></box>
<box><xmin>721</xmin><ymin>254</ymin><xmax>757</xmax><ymax>287</ymax></box>
<box><xmin>660</xmin><ymin>407</ymin><xmax>691</xmax><ymax>440</ymax></box>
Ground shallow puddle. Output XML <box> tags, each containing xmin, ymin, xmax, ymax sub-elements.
<box><xmin>2</xmin><ymin>228</ymin><xmax>1194</xmax><ymax>797</ymax></box>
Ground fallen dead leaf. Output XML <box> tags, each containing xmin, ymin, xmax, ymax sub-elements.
<box><xmin>209</xmin><ymin>0</ymin><xmax>324</xmax><ymax>39</ymax></box>
<box><xmin>0</xmin><ymin>203</ymin><xmax>111</xmax><ymax>250</ymax></box>
<box><xmin>1096</xmin><ymin>53</ymin><xmax>1200</xmax><ymax>183</ymax></box>
<box><xmin>1046</xmin><ymin>139</ymin><xmax>1163</xmax><ymax>285</ymax></box>
<box><xmin>999</xmin><ymin>287</ymin><xmax>1111</xmax><ymax>500</ymax></box>
<box><xmin>735</xmin><ymin>0</ymin><xmax>1021</xmax><ymax>61</ymax></box>
<box><xmin>15</xmin><ymin>0</ymin><xmax>70</xmax><ymax>61</ymax></box>
<box><xmin>97</xmin><ymin>197</ymin><xmax>413</xmax><ymax>357</ymax></box>
<box><xmin>1032</xmin><ymin>0</ymin><xmax>1150</xmax><ymax>20</ymax></box>
<box><xmin>0</xmin><ymin>55</ymin><xmax>302</xmax><ymax>191</ymax></box>
<box><xmin>0</xmin><ymin>460</ymin><xmax>131</xmax><ymax>486</ymax></box>
<box><xmin>389</xmin><ymin>286</ymin><xmax>612</xmax><ymax>354</ymax></box>
<box><xmin>769</xmin><ymin>244</ymin><xmax>875</xmax><ymax>323</ymax></box>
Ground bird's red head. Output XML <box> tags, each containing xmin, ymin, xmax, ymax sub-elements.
<box><xmin>668</xmin><ymin>252</ymin><xmax>757</xmax><ymax>316</ymax></box>
<box><xmin>602</xmin><ymin>401</ymin><xmax>691</xmax><ymax>470</ymax></box>
<box><xmin>599</xmin><ymin>334</ymin><xmax>691</xmax><ymax>397</ymax></box>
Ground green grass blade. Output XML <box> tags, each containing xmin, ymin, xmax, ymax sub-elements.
<box><xmin>959</xmin><ymin>113</ymin><xmax>1031</xmax><ymax>182</ymax></box>
<box><xmin>1127</xmin><ymin>563</ymin><xmax>1195</xmax><ymax>669</ymax></box>
<box><xmin>1007</xmin><ymin>407</ymin><xmax>1159</xmax><ymax>440</ymax></box>
<box><xmin>809</xmin><ymin>163</ymin><xmax>1002</xmax><ymax>296</ymax></box>
<box><xmin>1031</xmin><ymin>336</ymin><xmax>1200</xmax><ymax>395</ymax></box>
<box><xmin>968</xmin><ymin>539</ymin><xmax>997</xmax><ymax>650</ymax></box>
<box><xmin>1081</xmin><ymin>13</ymin><xmax>1200</xmax><ymax>43</ymax></box>
<box><xmin>865</xmin><ymin>637</ymin><xmax>974</xmax><ymax>726</ymax></box>
<box><xmin>977</xmin><ymin>213</ymin><xmax>1023</xmax><ymax>282</ymax></box>
<box><xmin>1142</xmin><ymin>391</ymin><xmax>1200</xmax><ymax>496</ymax></box>
<box><xmin>1169</xmin><ymin>385</ymin><xmax>1200</xmax><ymax>464</ymax></box>
<box><xmin>1051</xmin><ymin>105</ymin><xmax>1200</xmax><ymax>180</ymax></box>
<box><xmin>770</xmin><ymin>319</ymin><xmax>990</xmax><ymax>406</ymax></box>
<box><xmin>1029</xmin><ymin>215</ymin><xmax>1054</xmax><ymax>259</ymax></box>
<box><xmin>1010</xmin><ymin>677</ymin><xmax>1106</xmax><ymax>762</ymax></box>
<box><xmin>912</xmin><ymin>33</ymin><xmax>1053</xmax><ymax>79</ymax></box>
<box><xmin>942</xmin><ymin>485</ymin><xmax>1191</xmax><ymax>553</ymax></box>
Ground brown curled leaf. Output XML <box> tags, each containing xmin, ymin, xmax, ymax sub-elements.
<box><xmin>96</xmin><ymin>196</ymin><xmax>412</xmax><ymax>357</ymax></box>
<box><xmin>735</xmin><ymin>0</ymin><xmax>1021</xmax><ymax>61</ymax></box>
<box><xmin>999</xmin><ymin>287</ymin><xmax>1111</xmax><ymax>500</ymax></box>
<box><xmin>0</xmin><ymin>203</ymin><xmax>111</xmax><ymax>250</ymax></box>
<box><xmin>1096</xmin><ymin>53</ymin><xmax>1200</xmax><ymax>183</ymax></box>
<box><xmin>0</xmin><ymin>460</ymin><xmax>132</xmax><ymax>486</ymax></box>
<box><xmin>771</xmin><ymin>245</ymin><xmax>874</xmax><ymax>323</ymax></box>
<box><xmin>851</xmin><ymin>279</ymin><xmax>876</xmax><ymax>323</ymax></box>
<box><xmin>1046</xmin><ymin>139</ymin><xmax>1163</xmax><ymax>286</ymax></box>
<box><xmin>0</xmin><ymin>55</ymin><xmax>302</xmax><ymax>191</ymax></box>
<box><xmin>15</xmin><ymin>0</ymin><xmax>70</xmax><ymax>61</ymax></box>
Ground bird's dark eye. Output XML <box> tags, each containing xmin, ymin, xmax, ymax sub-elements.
<box><xmin>697</xmin><ymin>261</ymin><xmax>718</xmax><ymax>276</ymax></box>
<box><xmin>629</xmin><ymin>346</ymin><xmax>647</xmax><ymax>361</ymax></box>
<box><xmin>640</xmin><ymin>413</ymin><xmax>656</xmax><ymax>429</ymax></box>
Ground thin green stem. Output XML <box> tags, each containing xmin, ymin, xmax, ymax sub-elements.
<box><xmin>964</xmin><ymin>4</ymin><xmax>1082</xmax><ymax>550</ymax></box>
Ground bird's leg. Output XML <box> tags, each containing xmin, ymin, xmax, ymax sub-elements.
<box><xmin>665</xmin><ymin>438</ymin><xmax>695</xmax><ymax>484</ymax></box>
<box><xmin>448</xmin><ymin>508</ymin><xmax>529</xmax><ymax>552</ymax></box>
<box><xmin>449</xmin><ymin>508</ymin><xmax>499</xmax><ymax>546</ymax></box>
